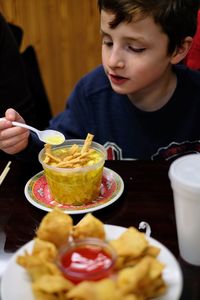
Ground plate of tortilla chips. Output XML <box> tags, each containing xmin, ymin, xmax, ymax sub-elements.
<box><xmin>24</xmin><ymin>167</ymin><xmax>124</xmax><ymax>214</ymax></box>
<box><xmin>1</xmin><ymin>209</ymin><xmax>183</xmax><ymax>300</ymax></box>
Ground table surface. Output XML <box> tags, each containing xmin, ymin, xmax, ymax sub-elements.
<box><xmin>0</xmin><ymin>157</ymin><xmax>200</xmax><ymax>299</ymax></box>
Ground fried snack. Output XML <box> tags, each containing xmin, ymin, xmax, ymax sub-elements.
<box><xmin>36</xmin><ymin>208</ymin><xmax>73</xmax><ymax>248</ymax></box>
<box><xmin>67</xmin><ymin>278</ymin><xmax>122</xmax><ymax>300</ymax></box>
<box><xmin>67</xmin><ymin>278</ymin><xmax>144</xmax><ymax>300</ymax></box>
<box><xmin>144</xmin><ymin>245</ymin><xmax>160</xmax><ymax>257</ymax></box>
<box><xmin>32</xmin><ymin>274</ymin><xmax>74</xmax><ymax>300</ymax></box>
<box><xmin>43</xmin><ymin>133</ymin><xmax>96</xmax><ymax>169</ymax></box>
<box><xmin>32</xmin><ymin>238</ymin><xmax>58</xmax><ymax>261</ymax></box>
<box><xmin>109</xmin><ymin>227</ymin><xmax>148</xmax><ymax>269</ymax></box>
<box><xmin>72</xmin><ymin>213</ymin><xmax>105</xmax><ymax>240</ymax></box>
<box><xmin>81</xmin><ymin>133</ymin><xmax>94</xmax><ymax>154</ymax></box>
<box><xmin>16</xmin><ymin>209</ymin><xmax>167</xmax><ymax>300</ymax></box>
<box><xmin>117</xmin><ymin>256</ymin><xmax>166</xmax><ymax>298</ymax></box>
<box><xmin>43</xmin><ymin>144</ymin><xmax>61</xmax><ymax>164</ymax></box>
<box><xmin>17</xmin><ymin>251</ymin><xmax>61</xmax><ymax>281</ymax></box>
<box><xmin>66</xmin><ymin>280</ymin><xmax>95</xmax><ymax>300</ymax></box>
<box><xmin>17</xmin><ymin>238</ymin><xmax>58</xmax><ymax>267</ymax></box>
<box><xmin>123</xmin><ymin>296</ymin><xmax>144</xmax><ymax>300</ymax></box>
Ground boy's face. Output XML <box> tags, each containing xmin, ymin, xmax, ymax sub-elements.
<box><xmin>100</xmin><ymin>10</ymin><xmax>176</xmax><ymax>102</ymax></box>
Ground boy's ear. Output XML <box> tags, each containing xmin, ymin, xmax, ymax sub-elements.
<box><xmin>170</xmin><ymin>37</ymin><xmax>193</xmax><ymax>64</ymax></box>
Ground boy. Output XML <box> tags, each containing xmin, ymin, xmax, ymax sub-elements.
<box><xmin>0</xmin><ymin>0</ymin><xmax>199</xmax><ymax>161</ymax></box>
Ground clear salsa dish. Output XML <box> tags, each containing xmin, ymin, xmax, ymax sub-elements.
<box><xmin>57</xmin><ymin>238</ymin><xmax>116</xmax><ymax>284</ymax></box>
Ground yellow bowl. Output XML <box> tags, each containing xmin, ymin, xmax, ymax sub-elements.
<box><xmin>38</xmin><ymin>140</ymin><xmax>106</xmax><ymax>205</ymax></box>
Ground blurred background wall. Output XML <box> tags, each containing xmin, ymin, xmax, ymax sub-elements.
<box><xmin>0</xmin><ymin>0</ymin><xmax>101</xmax><ymax>116</ymax></box>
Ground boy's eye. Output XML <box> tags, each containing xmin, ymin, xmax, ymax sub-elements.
<box><xmin>102</xmin><ymin>40</ymin><xmax>113</xmax><ymax>47</ymax></box>
<box><xmin>129</xmin><ymin>46</ymin><xmax>146</xmax><ymax>53</ymax></box>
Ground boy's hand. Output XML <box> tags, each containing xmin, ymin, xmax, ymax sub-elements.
<box><xmin>0</xmin><ymin>108</ymin><xmax>30</xmax><ymax>154</ymax></box>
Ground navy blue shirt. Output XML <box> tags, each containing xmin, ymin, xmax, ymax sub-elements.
<box><xmin>22</xmin><ymin>64</ymin><xmax>200</xmax><ymax>162</ymax></box>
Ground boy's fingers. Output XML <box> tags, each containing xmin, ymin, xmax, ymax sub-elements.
<box><xmin>0</xmin><ymin>131</ymin><xmax>28</xmax><ymax>148</ymax></box>
<box><xmin>0</xmin><ymin>119</ymin><xmax>12</xmax><ymax>130</ymax></box>
<box><xmin>5</xmin><ymin>108</ymin><xmax>23</xmax><ymax>122</ymax></box>
<box><xmin>5</xmin><ymin>108</ymin><xmax>16</xmax><ymax>120</ymax></box>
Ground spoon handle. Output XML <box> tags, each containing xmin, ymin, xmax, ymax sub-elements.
<box><xmin>11</xmin><ymin>121</ymin><xmax>39</xmax><ymax>135</ymax></box>
<box><xmin>0</xmin><ymin>118</ymin><xmax>39</xmax><ymax>135</ymax></box>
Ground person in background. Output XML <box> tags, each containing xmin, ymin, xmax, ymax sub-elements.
<box><xmin>0</xmin><ymin>12</ymin><xmax>37</xmax><ymax>125</ymax></box>
<box><xmin>0</xmin><ymin>12</ymin><xmax>40</xmax><ymax>159</ymax></box>
<box><xmin>0</xmin><ymin>0</ymin><xmax>200</xmax><ymax>162</ymax></box>
<box><xmin>184</xmin><ymin>8</ymin><xmax>200</xmax><ymax>70</ymax></box>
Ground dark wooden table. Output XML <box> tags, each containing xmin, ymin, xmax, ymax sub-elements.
<box><xmin>0</xmin><ymin>157</ymin><xmax>200</xmax><ymax>299</ymax></box>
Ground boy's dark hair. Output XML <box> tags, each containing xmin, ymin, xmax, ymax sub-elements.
<box><xmin>97</xmin><ymin>0</ymin><xmax>199</xmax><ymax>54</ymax></box>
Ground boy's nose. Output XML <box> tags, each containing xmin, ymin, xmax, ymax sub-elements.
<box><xmin>108</xmin><ymin>49</ymin><xmax>125</xmax><ymax>68</ymax></box>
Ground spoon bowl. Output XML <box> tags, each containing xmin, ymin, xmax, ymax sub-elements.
<box><xmin>0</xmin><ymin>118</ymin><xmax>65</xmax><ymax>145</ymax></box>
<box><xmin>12</xmin><ymin>121</ymin><xmax>65</xmax><ymax>145</ymax></box>
<box><xmin>36</xmin><ymin>128</ymin><xmax>65</xmax><ymax>145</ymax></box>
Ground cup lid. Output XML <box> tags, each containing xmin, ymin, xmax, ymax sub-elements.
<box><xmin>169</xmin><ymin>154</ymin><xmax>200</xmax><ymax>190</ymax></box>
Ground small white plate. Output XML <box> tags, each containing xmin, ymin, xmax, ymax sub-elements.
<box><xmin>24</xmin><ymin>167</ymin><xmax>124</xmax><ymax>214</ymax></box>
<box><xmin>1</xmin><ymin>225</ymin><xmax>183</xmax><ymax>300</ymax></box>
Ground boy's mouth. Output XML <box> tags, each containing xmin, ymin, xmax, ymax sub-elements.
<box><xmin>109</xmin><ymin>73</ymin><xmax>128</xmax><ymax>85</ymax></box>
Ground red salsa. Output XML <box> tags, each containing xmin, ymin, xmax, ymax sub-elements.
<box><xmin>59</xmin><ymin>241</ymin><xmax>115</xmax><ymax>283</ymax></box>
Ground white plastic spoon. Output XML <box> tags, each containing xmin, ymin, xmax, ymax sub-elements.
<box><xmin>0</xmin><ymin>118</ymin><xmax>65</xmax><ymax>145</ymax></box>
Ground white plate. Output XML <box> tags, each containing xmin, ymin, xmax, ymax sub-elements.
<box><xmin>106</xmin><ymin>225</ymin><xmax>183</xmax><ymax>300</ymax></box>
<box><xmin>24</xmin><ymin>167</ymin><xmax>124</xmax><ymax>214</ymax></box>
<box><xmin>1</xmin><ymin>225</ymin><xmax>183</xmax><ymax>300</ymax></box>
